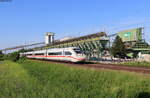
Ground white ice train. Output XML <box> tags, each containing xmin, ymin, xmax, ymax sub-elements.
<box><xmin>20</xmin><ymin>47</ymin><xmax>86</xmax><ymax>62</ymax></box>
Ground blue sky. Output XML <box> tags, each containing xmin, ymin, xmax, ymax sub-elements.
<box><xmin>0</xmin><ymin>0</ymin><xmax>150</xmax><ymax>49</ymax></box>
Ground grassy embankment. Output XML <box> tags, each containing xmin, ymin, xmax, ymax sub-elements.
<box><xmin>0</xmin><ymin>60</ymin><xmax>150</xmax><ymax>98</ymax></box>
<box><xmin>119</xmin><ymin>61</ymin><xmax>150</xmax><ymax>67</ymax></box>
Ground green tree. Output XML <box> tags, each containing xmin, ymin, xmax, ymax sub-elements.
<box><xmin>8</xmin><ymin>52</ymin><xmax>20</xmax><ymax>62</ymax></box>
<box><xmin>111</xmin><ymin>36</ymin><xmax>127</xmax><ymax>58</ymax></box>
<box><xmin>0</xmin><ymin>51</ymin><xmax>4</xmax><ymax>61</ymax></box>
<box><xmin>5</xmin><ymin>49</ymin><xmax>27</xmax><ymax>62</ymax></box>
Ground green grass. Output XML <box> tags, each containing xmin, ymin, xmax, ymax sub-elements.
<box><xmin>119</xmin><ymin>61</ymin><xmax>150</xmax><ymax>67</ymax></box>
<box><xmin>0</xmin><ymin>60</ymin><xmax>150</xmax><ymax>98</ymax></box>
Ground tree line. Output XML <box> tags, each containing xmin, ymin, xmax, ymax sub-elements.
<box><xmin>0</xmin><ymin>49</ymin><xmax>33</xmax><ymax>62</ymax></box>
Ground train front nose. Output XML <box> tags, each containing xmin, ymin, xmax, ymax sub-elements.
<box><xmin>76</xmin><ymin>54</ymin><xmax>86</xmax><ymax>61</ymax></box>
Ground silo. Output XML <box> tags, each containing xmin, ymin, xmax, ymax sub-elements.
<box><xmin>45</xmin><ymin>32</ymin><xmax>55</xmax><ymax>45</ymax></box>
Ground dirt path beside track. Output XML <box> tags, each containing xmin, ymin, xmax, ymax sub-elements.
<box><xmin>79</xmin><ymin>63</ymin><xmax>150</xmax><ymax>74</ymax></box>
<box><xmin>50</xmin><ymin>61</ymin><xmax>150</xmax><ymax>74</ymax></box>
<box><xmin>31</xmin><ymin>59</ymin><xmax>150</xmax><ymax>74</ymax></box>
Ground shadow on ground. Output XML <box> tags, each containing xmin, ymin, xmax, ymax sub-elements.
<box><xmin>137</xmin><ymin>92</ymin><xmax>150</xmax><ymax>98</ymax></box>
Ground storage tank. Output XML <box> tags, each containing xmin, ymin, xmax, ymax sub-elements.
<box><xmin>45</xmin><ymin>32</ymin><xmax>55</xmax><ymax>45</ymax></box>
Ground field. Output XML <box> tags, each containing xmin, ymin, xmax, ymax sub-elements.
<box><xmin>120</xmin><ymin>61</ymin><xmax>150</xmax><ymax>67</ymax></box>
<box><xmin>0</xmin><ymin>60</ymin><xmax>150</xmax><ymax>98</ymax></box>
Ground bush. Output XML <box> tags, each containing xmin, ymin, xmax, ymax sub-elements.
<box><xmin>0</xmin><ymin>55</ymin><xmax>4</xmax><ymax>61</ymax></box>
<box><xmin>3</xmin><ymin>49</ymin><xmax>28</xmax><ymax>62</ymax></box>
<box><xmin>7</xmin><ymin>52</ymin><xmax>20</xmax><ymax>62</ymax></box>
<box><xmin>18</xmin><ymin>56</ymin><xmax>27</xmax><ymax>63</ymax></box>
<box><xmin>0</xmin><ymin>51</ymin><xmax>4</xmax><ymax>61</ymax></box>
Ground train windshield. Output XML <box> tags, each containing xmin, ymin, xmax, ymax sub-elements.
<box><xmin>73</xmin><ymin>48</ymin><xmax>82</xmax><ymax>54</ymax></box>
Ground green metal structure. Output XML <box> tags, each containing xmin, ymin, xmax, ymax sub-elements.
<box><xmin>43</xmin><ymin>32</ymin><xmax>109</xmax><ymax>59</ymax></box>
<box><xmin>117</xmin><ymin>27</ymin><xmax>150</xmax><ymax>58</ymax></box>
<box><xmin>118</xmin><ymin>28</ymin><xmax>143</xmax><ymax>42</ymax></box>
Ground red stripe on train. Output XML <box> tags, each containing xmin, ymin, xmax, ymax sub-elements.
<box><xmin>27</xmin><ymin>55</ymin><xmax>85</xmax><ymax>61</ymax></box>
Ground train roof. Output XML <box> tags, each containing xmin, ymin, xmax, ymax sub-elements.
<box><xmin>47</xmin><ymin>47</ymin><xmax>78</xmax><ymax>50</ymax></box>
<box><xmin>23</xmin><ymin>47</ymin><xmax>79</xmax><ymax>54</ymax></box>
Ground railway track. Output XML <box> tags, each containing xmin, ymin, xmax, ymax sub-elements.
<box><xmin>32</xmin><ymin>59</ymin><xmax>150</xmax><ymax>74</ymax></box>
<box><xmin>52</xmin><ymin>61</ymin><xmax>150</xmax><ymax>74</ymax></box>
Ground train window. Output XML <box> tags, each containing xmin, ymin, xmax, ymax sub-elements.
<box><xmin>48</xmin><ymin>53</ymin><xmax>55</xmax><ymax>55</ymax></box>
<box><xmin>27</xmin><ymin>54</ymin><xmax>32</xmax><ymax>56</ymax></box>
<box><xmin>65</xmin><ymin>51</ymin><xmax>72</xmax><ymax>55</ymax></box>
<box><xmin>48</xmin><ymin>52</ymin><xmax>62</xmax><ymax>55</ymax></box>
<box><xmin>73</xmin><ymin>49</ymin><xmax>82</xmax><ymax>54</ymax></box>
<box><xmin>35</xmin><ymin>53</ymin><xmax>44</xmax><ymax>55</ymax></box>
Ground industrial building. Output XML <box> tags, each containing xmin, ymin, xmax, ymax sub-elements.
<box><xmin>1</xmin><ymin>27</ymin><xmax>150</xmax><ymax>62</ymax></box>
<box><xmin>117</xmin><ymin>27</ymin><xmax>150</xmax><ymax>61</ymax></box>
<box><xmin>44</xmin><ymin>32</ymin><xmax>109</xmax><ymax>60</ymax></box>
<box><xmin>43</xmin><ymin>27</ymin><xmax>150</xmax><ymax>61</ymax></box>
